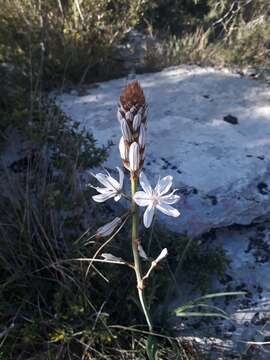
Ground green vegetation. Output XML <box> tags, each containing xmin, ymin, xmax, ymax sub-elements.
<box><xmin>0</xmin><ymin>0</ymin><xmax>267</xmax><ymax>358</ymax></box>
<box><xmin>144</xmin><ymin>1</ymin><xmax>270</xmax><ymax>70</ymax></box>
<box><xmin>0</xmin><ymin>1</ymin><xmax>269</xmax><ymax>90</ymax></box>
<box><xmin>0</xmin><ymin>0</ymin><xmax>146</xmax><ymax>87</ymax></box>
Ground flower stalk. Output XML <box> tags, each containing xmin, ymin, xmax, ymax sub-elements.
<box><xmin>131</xmin><ymin>176</ymin><xmax>153</xmax><ymax>332</ymax></box>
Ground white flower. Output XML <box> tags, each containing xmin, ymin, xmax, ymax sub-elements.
<box><xmin>133</xmin><ymin>172</ymin><xmax>180</xmax><ymax>228</ymax></box>
<box><xmin>96</xmin><ymin>217</ymin><xmax>122</xmax><ymax>238</ymax></box>
<box><xmin>91</xmin><ymin>167</ymin><xmax>124</xmax><ymax>203</ymax></box>
<box><xmin>129</xmin><ymin>142</ymin><xmax>140</xmax><ymax>172</ymax></box>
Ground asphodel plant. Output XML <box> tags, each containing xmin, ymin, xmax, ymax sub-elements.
<box><xmin>89</xmin><ymin>81</ymin><xmax>180</xmax><ymax>331</ymax></box>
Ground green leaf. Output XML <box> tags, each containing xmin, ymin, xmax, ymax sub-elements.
<box><xmin>175</xmin><ymin>303</ymin><xmax>228</xmax><ymax>316</ymax></box>
<box><xmin>192</xmin><ymin>291</ymin><xmax>246</xmax><ymax>302</ymax></box>
<box><xmin>174</xmin><ymin>291</ymin><xmax>246</xmax><ymax>319</ymax></box>
<box><xmin>146</xmin><ymin>335</ymin><xmax>158</xmax><ymax>360</ymax></box>
<box><xmin>175</xmin><ymin>311</ymin><xmax>230</xmax><ymax>319</ymax></box>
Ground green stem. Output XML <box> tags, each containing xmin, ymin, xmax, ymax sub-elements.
<box><xmin>131</xmin><ymin>176</ymin><xmax>153</xmax><ymax>331</ymax></box>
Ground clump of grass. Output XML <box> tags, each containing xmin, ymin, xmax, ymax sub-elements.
<box><xmin>143</xmin><ymin>1</ymin><xmax>270</xmax><ymax>71</ymax></box>
<box><xmin>143</xmin><ymin>27</ymin><xmax>213</xmax><ymax>71</ymax></box>
<box><xmin>0</xmin><ymin>97</ymin><xmax>107</xmax><ymax>357</ymax></box>
<box><xmin>0</xmin><ymin>0</ymin><xmax>147</xmax><ymax>87</ymax></box>
<box><xmin>219</xmin><ymin>20</ymin><xmax>270</xmax><ymax>67</ymax></box>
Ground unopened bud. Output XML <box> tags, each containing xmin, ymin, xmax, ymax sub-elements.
<box><xmin>123</xmin><ymin>161</ymin><xmax>130</xmax><ymax>171</ymax></box>
<box><xmin>96</xmin><ymin>217</ymin><xmax>122</xmax><ymax>238</ymax></box>
<box><xmin>121</xmin><ymin>119</ymin><xmax>132</xmax><ymax>142</ymax></box>
<box><xmin>139</xmin><ymin>124</ymin><xmax>146</xmax><ymax>148</ymax></box>
<box><xmin>126</xmin><ymin>111</ymin><xmax>133</xmax><ymax>122</ymax></box>
<box><xmin>133</xmin><ymin>113</ymin><xmax>141</xmax><ymax>131</ymax></box>
<box><xmin>141</xmin><ymin>149</ymin><xmax>145</xmax><ymax>161</ymax></box>
<box><xmin>129</xmin><ymin>142</ymin><xmax>140</xmax><ymax>172</ymax></box>
<box><xmin>119</xmin><ymin>136</ymin><xmax>129</xmax><ymax>161</ymax></box>
<box><xmin>117</xmin><ymin>109</ymin><xmax>124</xmax><ymax>123</ymax></box>
<box><xmin>138</xmin><ymin>243</ymin><xmax>148</xmax><ymax>260</ymax></box>
<box><xmin>154</xmin><ymin>248</ymin><xmax>168</xmax><ymax>264</ymax></box>
<box><xmin>101</xmin><ymin>253</ymin><xmax>124</xmax><ymax>262</ymax></box>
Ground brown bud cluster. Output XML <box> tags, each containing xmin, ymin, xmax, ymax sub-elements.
<box><xmin>118</xmin><ymin>81</ymin><xmax>147</xmax><ymax>177</ymax></box>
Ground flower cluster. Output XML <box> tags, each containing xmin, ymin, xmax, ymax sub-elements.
<box><xmin>90</xmin><ymin>80</ymin><xmax>181</xmax><ymax>229</ymax></box>
<box><xmin>118</xmin><ymin>81</ymin><xmax>147</xmax><ymax>176</ymax></box>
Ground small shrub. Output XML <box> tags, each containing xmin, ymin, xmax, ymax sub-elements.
<box><xmin>0</xmin><ymin>0</ymin><xmax>146</xmax><ymax>87</ymax></box>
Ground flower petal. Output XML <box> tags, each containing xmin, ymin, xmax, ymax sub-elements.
<box><xmin>114</xmin><ymin>194</ymin><xmax>121</xmax><ymax>202</ymax></box>
<box><xmin>92</xmin><ymin>192</ymin><xmax>115</xmax><ymax>203</ymax></box>
<box><xmin>116</xmin><ymin>166</ymin><xmax>124</xmax><ymax>189</ymax></box>
<box><xmin>94</xmin><ymin>173</ymin><xmax>114</xmax><ymax>190</ymax></box>
<box><xmin>92</xmin><ymin>186</ymin><xmax>112</xmax><ymax>194</ymax></box>
<box><xmin>139</xmin><ymin>172</ymin><xmax>152</xmax><ymax>195</ymax></box>
<box><xmin>107</xmin><ymin>175</ymin><xmax>121</xmax><ymax>191</ymax></box>
<box><xmin>155</xmin><ymin>175</ymin><xmax>173</xmax><ymax>196</ymax></box>
<box><xmin>143</xmin><ymin>203</ymin><xmax>155</xmax><ymax>228</ymax></box>
<box><xmin>156</xmin><ymin>203</ymin><xmax>180</xmax><ymax>217</ymax></box>
<box><xmin>133</xmin><ymin>191</ymin><xmax>151</xmax><ymax>207</ymax></box>
<box><xmin>161</xmin><ymin>190</ymin><xmax>180</xmax><ymax>204</ymax></box>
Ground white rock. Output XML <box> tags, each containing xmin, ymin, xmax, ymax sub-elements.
<box><xmin>57</xmin><ymin>65</ymin><xmax>270</xmax><ymax>237</ymax></box>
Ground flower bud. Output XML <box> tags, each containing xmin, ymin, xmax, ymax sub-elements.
<box><xmin>96</xmin><ymin>217</ymin><xmax>122</xmax><ymax>238</ymax></box>
<box><xmin>138</xmin><ymin>243</ymin><xmax>148</xmax><ymax>260</ymax></box>
<box><xmin>133</xmin><ymin>113</ymin><xmax>141</xmax><ymax>131</ymax></box>
<box><xmin>117</xmin><ymin>109</ymin><xmax>124</xmax><ymax>123</ymax></box>
<box><xmin>123</xmin><ymin>161</ymin><xmax>130</xmax><ymax>171</ymax></box>
<box><xmin>121</xmin><ymin>119</ymin><xmax>132</xmax><ymax>142</ymax></box>
<box><xmin>126</xmin><ymin>111</ymin><xmax>133</xmax><ymax>121</ymax></box>
<box><xmin>129</xmin><ymin>142</ymin><xmax>140</xmax><ymax>172</ymax></box>
<box><xmin>154</xmin><ymin>248</ymin><xmax>168</xmax><ymax>264</ymax></box>
<box><xmin>101</xmin><ymin>253</ymin><xmax>124</xmax><ymax>262</ymax></box>
<box><xmin>139</xmin><ymin>124</ymin><xmax>146</xmax><ymax>148</ymax></box>
<box><xmin>141</xmin><ymin>149</ymin><xmax>145</xmax><ymax>161</ymax></box>
<box><xmin>119</xmin><ymin>136</ymin><xmax>129</xmax><ymax>161</ymax></box>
